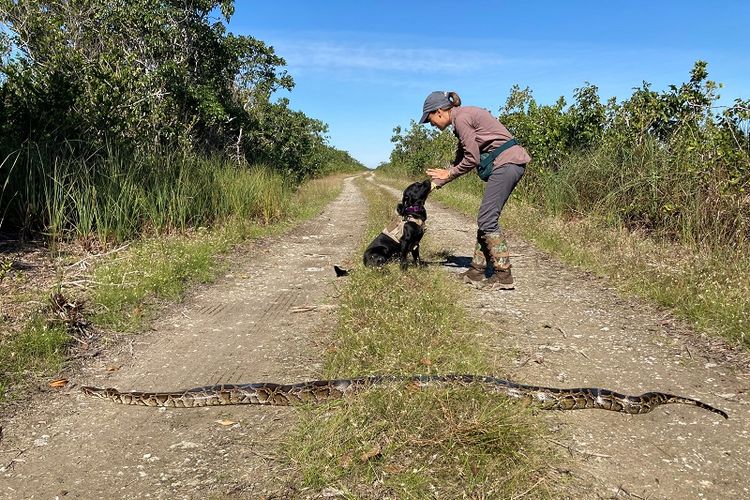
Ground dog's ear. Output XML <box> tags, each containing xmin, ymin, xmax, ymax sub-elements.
<box><xmin>396</xmin><ymin>202</ymin><xmax>405</xmax><ymax>215</ymax></box>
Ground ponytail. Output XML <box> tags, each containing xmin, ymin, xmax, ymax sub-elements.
<box><xmin>446</xmin><ymin>91</ymin><xmax>461</xmax><ymax>107</ymax></box>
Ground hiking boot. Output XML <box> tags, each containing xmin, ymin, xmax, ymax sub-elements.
<box><xmin>482</xmin><ymin>231</ymin><xmax>515</xmax><ymax>290</ymax></box>
<box><xmin>459</xmin><ymin>264</ymin><xmax>486</xmax><ymax>285</ymax></box>
<box><xmin>459</xmin><ymin>231</ymin><xmax>490</xmax><ymax>286</ymax></box>
<box><xmin>486</xmin><ymin>268</ymin><xmax>514</xmax><ymax>290</ymax></box>
<box><xmin>482</xmin><ymin>232</ymin><xmax>511</xmax><ymax>269</ymax></box>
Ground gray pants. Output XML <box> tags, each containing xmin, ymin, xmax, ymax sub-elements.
<box><xmin>477</xmin><ymin>163</ymin><xmax>525</xmax><ymax>233</ymax></box>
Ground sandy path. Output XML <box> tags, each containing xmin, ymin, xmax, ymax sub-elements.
<box><xmin>0</xmin><ymin>176</ymin><xmax>366</xmax><ymax>499</ymax></box>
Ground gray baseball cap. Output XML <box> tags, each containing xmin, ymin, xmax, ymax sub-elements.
<box><xmin>419</xmin><ymin>91</ymin><xmax>452</xmax><ymax>124</ymax></box>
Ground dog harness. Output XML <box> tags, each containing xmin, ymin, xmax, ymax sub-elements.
<box><xmin>382</xmin><ymin>207</ymin><xmax>426</xmax><ymax>244</ymax></box>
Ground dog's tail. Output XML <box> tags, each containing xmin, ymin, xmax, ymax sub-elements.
<box><xmin>333</xmin><ymin>265</ymin><xmax>350</xmax><ymax>277</ymax></box>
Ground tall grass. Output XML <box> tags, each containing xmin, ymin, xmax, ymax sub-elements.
<box><xmin>518</xmin><ymin>140</ymin><xmax>750</xmax><ymax>247</ymax></box>
<box><xmin>0</xmin><ymin>145</ymin><xmax>294</xmax><ymax>242</ymax></box>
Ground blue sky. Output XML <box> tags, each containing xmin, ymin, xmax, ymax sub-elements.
<box><xmin>228</xmin><ymin>1</ymin><xmax>750</xmax><ymax>168</ymax></box>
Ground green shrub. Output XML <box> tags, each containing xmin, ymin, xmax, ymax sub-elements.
<box><xmin>385</xmin><ymin>61</ymin><xmax>750</xmax><ymax>247</ymax></box>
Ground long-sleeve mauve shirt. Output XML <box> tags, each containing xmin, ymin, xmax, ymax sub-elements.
<box><xmin>436</xmin><ymin>106</ymin><xmax>531</xmax><ymax>187</ymax></box>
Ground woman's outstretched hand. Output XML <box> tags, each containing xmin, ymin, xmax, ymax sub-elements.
<box><xmin>425</xmin><ymin>168</ymin><xmax>450</xmax><ymax>181</ymax></box>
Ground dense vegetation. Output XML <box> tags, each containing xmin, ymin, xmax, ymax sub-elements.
<box><xmin>0</xmin><ymin>0</ymin><xmax>364</xmax><ymax>241</ymax></box>
<box><xmin>384</xmin><ymin>61</ymin><xmax>750</xmax><ymax>247</ymax></box>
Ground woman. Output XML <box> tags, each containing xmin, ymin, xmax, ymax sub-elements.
<box><xmin>422</xmin><ymin>91</ymin><xmax>530</xmax><ymax>289</ymax></box>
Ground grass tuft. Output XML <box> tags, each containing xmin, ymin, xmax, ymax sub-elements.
<box><xmin>90</xmin><ymin>231</ymin><xmax>220</xmax><ymax>332</ymax></box>
<box><xmin>325</xmin><ymin>267</ymin><xmax>486</xmax><ymax>378</ymax></box>
<box><xmin>286</xmin><ymin>385</ymin><xmax>545</xmax><ymax>498</ymax></box>
<box><xmin>0</xmin><ymin>316</ymin><xmax>70</xmax><ymax>400</ymax></box>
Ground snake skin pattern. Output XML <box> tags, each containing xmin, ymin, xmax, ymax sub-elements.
<box><xmin>80</xmin><ymin>374</ymin><xmax>728</xmax><ymax>418</ymax></box>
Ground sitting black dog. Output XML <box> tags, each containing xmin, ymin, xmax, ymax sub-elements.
<box><xmin>362</xmin><ymin>179</ymin><xmax>432</xmax><ymax>270</ymax></box>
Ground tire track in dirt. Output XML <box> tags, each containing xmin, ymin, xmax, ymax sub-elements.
<box><xmin>0</xmin><ymin>176</ymin><xmax>367</xmax><ymax>499</ymax></box>
<box><xmin>372</xmin><ymin>176</ymin><xmax>749</xmax><ymax>500</ymax></box>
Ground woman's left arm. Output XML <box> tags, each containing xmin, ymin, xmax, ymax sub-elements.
<box><xmin>448</xmin><ymin>114</ymin><xmax>480</xmax><ymax>177</ymax></box>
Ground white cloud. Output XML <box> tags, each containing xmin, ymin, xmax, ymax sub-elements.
<box><xmin>274</xmin><ymin>39</ymin><xmax>522</xmax><ymax>74</ymax></box>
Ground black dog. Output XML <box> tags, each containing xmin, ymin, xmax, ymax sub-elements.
<box><xmin>362</xmin><ymin>179</ymin><xmax>432</xmax><ymax>270</ymax></box>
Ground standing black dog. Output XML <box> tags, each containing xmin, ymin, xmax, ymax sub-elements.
<box><xmin>363</xmin><ymin>179</ymin><xmax>432</xmax><ymax>270</ymax></box>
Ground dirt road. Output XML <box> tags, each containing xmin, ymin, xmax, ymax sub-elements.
<box><xmin>1</xmin><ymin>176</ymin><xmax>367</xmax><ymax>498</ymax></box>
<box><xmin>1</xmin><ymin>174</ymin><xmax>748</xmax><ymax>499</ymax></box>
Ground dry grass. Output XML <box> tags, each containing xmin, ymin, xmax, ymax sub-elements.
<box><xmin>501</xmin><ymin>203</ymin><xmax>750</xmax><ymax>347</ymax></box>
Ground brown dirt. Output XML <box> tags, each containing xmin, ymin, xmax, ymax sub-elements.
<box><xmin>1</xmin><ymin>173</ymin><xmax>749</xmax><ymax>499</ymax></box>
<box><xmin>0</xmin><ymin>237</ymin><xmax>62</xmax><ymax>338</ymax></box>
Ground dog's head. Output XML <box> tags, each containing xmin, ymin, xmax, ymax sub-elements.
<box><xmin>396</xmin><ymin>179</ymin><xmax>432</xmax><ymax>217</ymax></box>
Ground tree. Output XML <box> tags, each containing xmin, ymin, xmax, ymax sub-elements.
<box><xmin>499</xmin><ymin>87</ymin><xmax>571</xmax><ymax>170</ymax></box>
<box><xmin>0</xmin><ymin>0</ymin><xmax>294</xmax><ymax>156</ymax></box>
<box><xmin>389</xmin><ymin>121</ymin><xmax>456</xmax><ymax>176</ymax></box>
